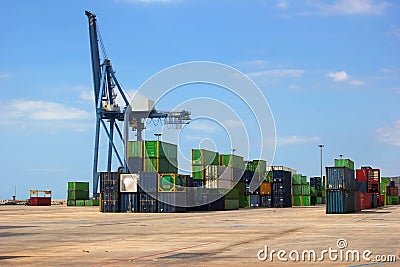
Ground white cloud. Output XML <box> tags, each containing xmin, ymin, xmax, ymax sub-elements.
<box><xmin>189</xmin><ymin>122</ymin><xmax>218</xmax><ymax>133</ymax></box>
<box><xmin>277</xmin><ymin>0</ymin><xmax>289</xmax><ymax>9</ymax></box>
<box><xmin>248</xmin><ymin>69</ymin><xmax>304</xmax><ymax>78</ymax></box>
<box><xmin>326</xmin><ymin>71</ymin><xmax>365</xmax><ymax>85</ymax></box>
<box><xmin>376</xmin><ymin>120</ymin><xmax>400</xmax><ymax>146</ymax></box>
<box><xmin>288</xmin><ymin>84</ymin><xmax>299</xmax><ymax>90</ymax></box>
<box><xmin>277</xmin><ymin>135</ymin><xmax>320</xmax><ymax>146</ymax></box>
<box><xmin>184</xmin><ymin>135</ymin><xmax>203</xmax><ymax>141</ymax></box>
<box><xmin>306</xmin><ymin>0</ymin><xmax>389</xmax><ymax>15</ymax></box>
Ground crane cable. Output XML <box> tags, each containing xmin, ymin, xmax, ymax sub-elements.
<box><xmin>96</xmin><ymin>23</ymin><xmax>108</xmax><ymax>59</ymax></box>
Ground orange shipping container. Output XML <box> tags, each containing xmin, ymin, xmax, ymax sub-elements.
<box><xmin>260</xmin><ymin>182</ymin><xmax>272</xmax><ymax>195</ymax></box>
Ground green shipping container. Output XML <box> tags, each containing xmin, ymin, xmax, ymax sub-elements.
<box><xmin>67</xmin><ymin>190</ymin><xmax>89</xmax><ymax>200</ymax></box>
<box><xmin>85</xmin><ymin>200</ymin><xmax>93</xmax><ymax>206</ymax></box>
<box><xmin>67</xmin><ymin>200</ymin><xmax>76</xmax><ymax>206</ymax></box>
<box><xmin>292</xmin><ymin>185</ymin><xmax>302</xmax><ymax>196</ymax></box>
<box><xmin>301</xmin><ymin>196</ymin><xmax>311</xmax><ymax>206</ymax></box>
<box><xmin>253</xmin><ymin>160</ymin><xmax>267</xmax><ymax>177</ymax></box>
<box><xmin>316</xmin><ymin>197</ymin><xmax>322</xmax><ymax>204</ymax></box>
<box><xmin>381</xmin><ymin>177</ymin><xmax>390</xmax><ymax>184</ymax></box>
<box><xmin>192</xmin><ymin>149</ymin><xmax>219</xmax><ymax>166</ymax></box>
<box><xmin>293</xmin><ymin>195</ymin><xmax>301</xmax><ymax>206</ymax></box>
<box><xmin>144</xmin><ymin>141</ymin><xmax>177</xmax><ymax>159</ymax></box>
<box><xmin>127</xmin><ymin>141</ymin><xmax>142</xmax><ymax>158</ymax></box>
<box><xmin>245</xmin><ymin>162</ymin><xmax>256</xmax><ymax>172</ymax></box>
<box><xmin>92</xmin><ymin>199</ymin><xmax>100</xmax><ymax>206</ymax></box>
<box><xmin>68</xmin><ymin>182</ymin><xmax>89</xmax><ymax>191</ymax></box>
<box><xmin>302</xmin><ymin>185</ymin><xmax>311</xmax><ymax>196</ymax></box>
<box><xmin>220</xmin><ymin>154</ymin><xmax>244</xmax><ymax>169</ymax></box>
<box><xmin>334</xmin><ymin>158</ymin><xmax>355</xmax><ymax>170</ymax></box>
<box><xmin>226</xmin><ymin>188</ymin><xmax>239</xmax><ymax>200</ymax></box>
<box><xmin>144</xmin><ymin>157</ymin><xmax>178</xmax><ymax>173</ymax></box>
<box><xmin>301</xmin><ymin>176</ymin><xmax>308</xmax><ymax>185</ymax></box>
<box><xmin>310</xmin><ymin>186</ymin><xmax>316</xmax><ymax>196</ymax></box>
<box><xmin>192</xmin><ymin>165</ymin><xmax>204</xmax><ymax>180</ymax></box>
<box><xmin>238</xmin><ymin>195</ymin><xmax>248</xmax><ymax>208</ymax></box>
<box><xmin>380</xmin><ymin>183</ymin><xmax>388</xmax><ymax>195</ymax></box>
<box><xmin>388</xmin><ymin>196</ymin><xmax>399</xmax><ymax>205</ymax></box>
<box><xmin>234</xmin><ymin>183</ymin><xmax>246</xmax><ymax>195</ymax></box>
<box><xmin>75</xmin><ymin>200</ymin><xmax>85</xmax><ymax>206</ymax></box>
<box><xmin>292</xmin><ymin>174</ymin><xmax>302</xmax><ymax>185</ymax></box>
<box><xmin>225</xmin><ymin>199</ymin><xmax>239</xmax><ymax>210</ymax></box>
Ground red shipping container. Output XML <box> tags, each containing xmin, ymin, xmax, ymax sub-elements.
<box><xmin>389</xmin><ymin>186</ymin><xmax>398</xmax><ymax>196</ymax></box>
<box><xmin>379</xmin><ymin>194</ymin><xmax>385</xmax><ymax>206</ymax></box>
<box><xmin>354</xmin><ymin>191</ymin><xmax>362</xmax><ymax>212</ymax></box>
<box><xmin>362</xmin><ymin>193</ymin><xmax>372</xmax><ymax>209</ymax></box>
<box><xmin>30</xmin><ymin>197</ymin><xmax>51</xmax><ymax>206</ymax></box>
<box><xmin>356</xmin><ymin>169</ymin><xmax>367</xmax><ymax>182</ymax></box>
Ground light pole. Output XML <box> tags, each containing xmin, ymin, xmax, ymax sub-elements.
<box><xmin>319</xmin><ymin>144</ymin><xmax>324</xmax><ymax>185</ymax></box>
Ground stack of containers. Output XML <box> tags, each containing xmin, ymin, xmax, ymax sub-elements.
<box><xmin>157</xmin><ymin>174</ymin><xmax>187</xmax><ymax>212</ymax></box>
<box><xmin>380</xmin><ymin>177</ymin><xmax>391</xmax><ymax>206</ymax></box>
<box><xmin>138</xmin><ymin>172</ymin><xmax>159</xmax><ymax>212</ymax></box>
<box><xmin>219</xmin><ymin>154</ymin><xmax>246</xmax><ymax>207</ymax></box>
<box><xmin>67</xmin><ymin>182</ymin><xmax>90</xmax><ymax>206</ymax></box>
<box><xmin>386</xmin><ymin>181</ymin><xmax>399</xmax><ymax>205</ymax></box>
<box><xmin>301</xmin><ymin>178</ymin><xmax>312</xmax><ymax>206</ymax></box>
<box><xmin>326</xmin><ymin>159</ymin><xmax>358</xmax><ymax>214</ymax></box>
<box><xmin>119</xmin><ymin>174</ymin><xmax>139</xmax><ymax>212</ymax></box>
<box><xmin>260</xmin><ymin>170</ymin><xmax>272</xmax><ymax>208</ymax></box>
<box><xmin>271</xmin><ymin>168</ymin><xmax>292</xmax><ymax>208</ymax></box>
<box><xmin>127</xmin><ymin>141</ymin><xmax>178</xmax><ymax>173</ymax></box>
<box><xmin>245</xmin><ymin>160</ymin><xmax>266</xmax><ymax>207</ymax></box>
<box><xmin>192</xmin><ymin>149</ymin><xmax>219</xmax><ymax>188</ymax></box>
<box><xmin>362</xmin><ymin>166</ymin><xmax>380</xmax><ymax>207</ymax></box>
<box><xmin>356</xmin><ymin>168</ymin><xmax>370</xmax><ymax>209</ymax></box>
<box><xmin>292</xmin><ymin>174</ymin><xmax>302</xmax><ymax>206</ymax></box>
<box><xmin>310</xmin><ymin>177</ymin><xmax>324</xmax><ymax>204</ymax></box>
<box><xmin>100</xmin><ymin>172</ymin><xmax>119</xmax><ymax>212</ymax></box>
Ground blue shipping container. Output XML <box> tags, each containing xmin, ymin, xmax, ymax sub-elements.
<box><xmin>357</xmin><ymin>181</ymin><xmax>368</xmax><ymax>193</ymax></box>
<box><xmin>326</xmin><ymin>167</ymin><xmax>356</xmax><ymax>191</ymax></box>
<box><xmin>119</xmin><ymin>193</ymin><xmax>139</xmax><ymax>212</ymax></box>
<box><xmin>140</xmin><ymin>192</ymin><xmax>158</xmax><ymax>213</ymax></box>
<box><xmin>326</xmin><ymin>190</ymin><xmax>356</xmax><ymax>214</ymax></box>
<box><xmin>260</xmin><ymin>195</ymin><xmax>272</xmax><ymax>208</ymax></box>
<box><xmin>158</xmin><ymin>192</ymin><xmax>186</xmax><ymax>213</ymax></box>
<box><xmin>250</xmin><ymin>195</ymin><xmax>260</xmax><ymax>207</ymax></box>
<box><xmin>101</xmin><ymin>192</ymin><xmax>119</xmax><ymax>212</ymax></box>
<box><xmin>138</xmin><ymin>172</ymin><xmax>158</xmax><ymax>193</ymax></box>
<box><xmin>100</xmin><ymin>172</ymin><xmax>120</xmax><ymax>192</ymax></box>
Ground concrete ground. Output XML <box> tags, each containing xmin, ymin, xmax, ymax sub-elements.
<box><xmin>0</xmin><ymin>205</ymin><xmax>399</xmax><ymax>267</ymax></box>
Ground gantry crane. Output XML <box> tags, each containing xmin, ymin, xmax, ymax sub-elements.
<box><xmin>85</xmin><ymin>11</ymin><xmax>190</xmax><ymax>197</ymax></box>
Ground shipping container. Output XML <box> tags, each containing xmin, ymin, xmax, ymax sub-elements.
<box><xmin>119</xmin><ymin>193</ymin><xmax>139</xmax><ymax>212</ymax></box>
<box><xmin>292</xmin><ymin>174</ymin><xmax>302</xmax><ymax>185</ymax></box>
<box><xmin>67</xmin><ymin>190</ymin><xmax>89</xmax><ymax>200</ymax></box>
<box><xmin>293</xmin><ymin>195</ymin><xmax>301</xmax><ymax>206</ymax></box>
<box><xmin>354</xmin><ymin>192</ymin><xmax>362</xmax><ymax>212</ymax></box>
<box><xmin>334</xmin><ymin>158</ymin><xmax>354</xmax><ymax>170</ymax></box>
<box><xmin>205</xmin><ymin>165</ymin><xmax>219</xmax><ymax>180</ymax></box>
<box><xmin>138</xmin><ymin>172</ymin><xmax>158</xmax><ymax>192</ymax></box>
<box><xmin>252</xmin><ymin>160</ymin><xmax>267</xmax><ymax>177</ymax></box>
<box><xmin>292</xmin><ymin>185</ymin><xmax>302</xmax><ymax>196</ymax></box>
<box><xmin>127</xmin><ymin>141</ymin><xmax>142</xmax><ymax>158</ymax></box>
<box><xmin>140</xmin><ymin>192</ymin><xmax>158</xmax><ymax>213</ymax></box>
<box><xmin>301</xmin><ymin>185</ymin><xmax>311</xmax><ymax>196</ymax></box>
<box><xmin>361</xmin><ymin>193</ymin><xmax>372</xmax><ymax>210</ymax></box>
<box><xmin>380</xmin><ymin>177</ymin><xmax>391</xmax><ymax>185</ymax></box>
<box><xmin>158</xmin><ymin>174</ymin><xmax>186</xmax><ymax>192</ymax></box>
<box><xmin>219</xmin><ymin>154</ymin><xmax>244</xmax><ymax>169</ymax></box>
<box><xmin>192</xmin><ymin>149</ymin><xmax>219</xmax><ymax>166</ymax></box>
<box><xmin>356</xmin><ymin>169</ymin><xmax>367</xmax><ymax>182</ymax></box>
<box><xmin>326</xmin><ymin>190</ymin><xmax>355</xmax><ymax>214</ymax></box>
<box><xmin>356</xmin><ymin>181</ymin><xmax>368</xmax><ymax>193</ymax></box>
<box><xmin>144</xmin><ymin>141</ymin><xmax>177</xmax><ymax>159</ymax></box>
<box><xmin>191</xmin><ymin>179</ymin><xmax>204</xmax><ymax>188</ymax></box>
<box><xmin>75</xmin><ymin>200</ymin><xmax>85</xmax><ymax>206</ymax></box>
<box><xmin>100</xmin><ymin>172</ymin><xmax>119</xmax><ymax>192</ymax></box>
<box><xmin>259</xmin><ymin>182</ymin><xmax>272</xmax><ymax>195</ymax></box>
<box><xmin>100</xmin><ymin>192</ymin><xmax>119</xmax><ymax>212</ymax></box>
<box><xmin>127</xmin><ymin>157</ymin><xmax>142</xmax><ymax>173</ymax></box>
<box><xmin>368</xmin><ymin>180</ymin><xmax>380</xmax><ymax>194</ymax></box>
<box><xmin>389</xmin><ymin>181</ymin><xmax>395</xmax><ymax>187</ymax></box>
<box><xmin>366</xmin><ymin>168</ymin><xmax>380</xmax><ymax>182</ymax></box>
<box><xmin>84</xmin><ymin>199</ymin><xmax>99</xmax><ymax>206</ymax></box>
<box><xmin>250</xmin><ymin>195</ymin><xmax>260</xmax><ymax>207</ymax></box>
<box><xmin>326</xmin><ymin>167</ymin><xmax>356</xmax><ymax>191</ymax></box>
<box><xmin>144</xmin><ymin>157</ymin><xmax>178</xmax><ymax>173</ymax></box>
<box><xmin>67</xmin><ymin>200</ymin><xmax>76</xmax><ymax>206</ymax></box>
<box><xmin>388</xmin><ymin>196</ymin><xmax>399</xmax><ymax>205</ymax></box>
<box><xmin>120</xmin><ymin>174</ymin><xmax>139</xmax><ymax>193</ymax></box>
<box><xmin>158</xmin><ymin>192</ymin><xmax>186</xmax><ymax>213</ymax></box>
<box><xmin>238</xmin><ymin>195</ymin><xmax>248</xmax><ymax>208</ymax></box>
<box><xmin>225</xmin><ymin>188</ymin><xmax>239</xmax><ymax>200</ymax></box>
<box><xmin>68</xmin><ymin>182</ymin><xmax>89</xmax><ymax>191</ymax></box>
<box><xmin>371</xmin><ymin>194</ymin><xmax>378</xmax><ymax>208</ymax></box>
<box><xmin>301</xmin><ymin>196</ymin><xmax>311</xmax><ymax>206</ymax></box>
<box><xmin>260</xmin><ymin>194</ymin><xmax>272</xmax><ymax>208</ymax></box>
<box><xmin>225</xmin><ymin>199</ymin><xmax>239</xmax><ymax>210</ymax></box>
<box><xmin>29</xmin><ymin>197</ymin><xmax>51</xmax><ymax>206</ymax></box>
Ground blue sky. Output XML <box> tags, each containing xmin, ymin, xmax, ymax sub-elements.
<box><xmin>0</xmin><ymin>0</ymin><xmax>399</xmax><ymax>200</ymax></box>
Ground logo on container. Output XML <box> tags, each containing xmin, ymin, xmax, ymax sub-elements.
<box><xmin>257</xmin><ymin>238</ymin><xmax>397</xmax><ymax>263</ymax></box>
